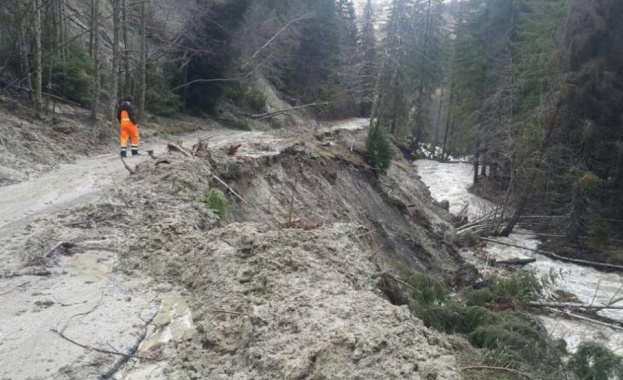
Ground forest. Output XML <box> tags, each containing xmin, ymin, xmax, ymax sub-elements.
<box><xmin>0</xmin><ymin>0</ymin><xmax>622</xmax><ymax>253</ymax></box>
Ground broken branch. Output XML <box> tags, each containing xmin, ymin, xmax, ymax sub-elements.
<box><xmin>167</xmin><ymin>142</ymin><xmax>193</xmax><ymax>157</ymax></box>
<box><xmin>120</xmin><ymin>158</ymin><xmax>137</xmax><ymax>175</ymax></box>
<box><xmin>43</xmin><ymin>241</ymin><xmax>75</xmax><ymax>258</ymax></box>
<box><xmin>100</xmin><ymin>309</ymin><xmax>160</xmax><ymax>379</ymax></box>
<box><xmin>227</xmin><ymin>144</ymin><xmax>242</xmax><ymax>156</ymax></box>
<box><xmin>51</xmin><ymin>329</ymin><xmax>160</xmax><ymax>362</ymax></box>
<box><xmin>60</xmin><ymin>292</ymin><xmax>105</xmax><ymax>333</ymax></box>
<box><xmin>207</xmin><ymin>309</ymin><xmax>250</xmax><ymax>316</ymax></box>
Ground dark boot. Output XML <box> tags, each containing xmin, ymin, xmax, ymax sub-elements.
<box><xmin>131</xmin><ymin>146</ymin><xmax>140</xmax><ymax>156</ymax></box>
<box><xmin>120</xmin><ymin>148</ymin><xmax>127</xmax><ymax>158</ymax></box>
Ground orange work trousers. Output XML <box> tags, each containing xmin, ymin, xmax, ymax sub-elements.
<box><xmin>120</xmin><ymin>123</ymin><xmax>140</xmax><ymax>148</ymax></box>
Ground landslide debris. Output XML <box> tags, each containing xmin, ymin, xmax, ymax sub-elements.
<box><xmin>0</xmin><ymin>96</ymin><xmax>116</xmax><ymax>185</ymax></box>
<box><xmin>7</xmin><ymin>125</ymin><xmax>473</xmax><ymax>379</ymax></box>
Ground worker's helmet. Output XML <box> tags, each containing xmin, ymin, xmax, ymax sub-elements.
<box><xmin>125</xmin><ymin>95</ymin><xmax>134</xmax><ymax>103</ymax></box>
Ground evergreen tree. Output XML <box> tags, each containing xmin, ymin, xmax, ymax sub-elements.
<box><xmin>371</xmin><ymin>0</ymin><xmax>416</xmax><ymax>137</ymax></box>
<box><xmin>409</xmin><ymin>0</ymin><xmax>445</xmax><ymax>150</ymax></box>
<box><xmin>285</xmin><ymin>0</ymin><xmax>342</xmax><ymax>116</ymax></box>
<box><xmin>371</xmin><ymin>0</ymin><xmax>445</xmax><ymax>145</ymax></box>
<box><xmin>554</xmin><ymin>0</ymin><xmax>623</xmax><ymax>241</ymax></box>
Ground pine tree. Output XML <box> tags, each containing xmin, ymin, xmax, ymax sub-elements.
<box><xmin>371</xmin><ymin>0</ymin><xmax>445</xmax><ymax>144</ymax></box>
<box><xmin>555</xmin><ymin>0</ymin><xmax>623</xmax><ymax>241</ymax></box>
<box><xmin>371</xmin><ymin>0</ymin><xmax>412</xmax><ymax>136</ymax></box>
<box><xmin>286</xmin><ymin>0</ymin><xmax>342</xmax><ymax>114</ymax></box>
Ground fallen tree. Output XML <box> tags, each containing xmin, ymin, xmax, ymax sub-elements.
<box><xmin>492</xmin><ymin>258</ymin><xmax>536</xmax><ymax>266</ymax></box>
<box><xmin>528</xmin><ymin>301</ymin><xmax>623</xmax><ymax>311</ymax></box>
<box><xmin>481</xmin><ymin>237</ymin><xmax>623</xmax><ymax>272</ymax></box>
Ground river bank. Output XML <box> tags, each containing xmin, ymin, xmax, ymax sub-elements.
<box><xmin>414</xmin><ymin>159</ymin><xmax>623</xmax><ymax>354</ymax></box>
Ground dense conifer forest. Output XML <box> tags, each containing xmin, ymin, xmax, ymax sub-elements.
<box><xmin>1</xmin><ymin>0</ymin><xmax>622</xmax><ymax>266</ymax></box>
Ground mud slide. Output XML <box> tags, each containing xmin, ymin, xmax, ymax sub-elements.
<box><xmin>0</xmin><ymin>120</ymin><xmax>370</xmax><ymax>380</ymax></box>
<box><xmin>0</xmin><ymin>129</ymin><xmax>270</xmax><ymax>379</ymax></box>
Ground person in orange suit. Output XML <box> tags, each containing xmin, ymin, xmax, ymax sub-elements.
<box><xmin>117</xmin><ymin>95</ymin><xmax>140</xmax><ymax>157</ymax></box>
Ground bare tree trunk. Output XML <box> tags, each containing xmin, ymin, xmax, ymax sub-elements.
<box><xmin>480</xmin><ymin>146</ymin><xmax>487</xmax><ymax>176</ymax></box>
<box><xmin>432</xmin><ymin>85</ymin><xmax>444</xmax><ymax>160</ymax></box>
<box><xmin>442</xmin><ymin>120</ymin><xmax>454</xmax><ymax>161</ymax></box>
<box><xmin>500</xmin><ymin>99</ymin><xmax>562</xmax><ymax>237</ymax></box>
<box><xmin>33</xmin><ymin>0</ymin><xmax>43</xmax><ymax>110</ymax></box>
<box><xmin>89</xmin><ymin>0</ymin><xmax>95</xmax><ymax>57</ymax></box>
<box><xmin>16</xmin><ymin>0</ymin><xmax>33</xmax><ymax>91</ymax></box>
<box><xmin>122</xmin><ymin>0</ymin><xmax>130</xmax><ymax>95</ymax></box>
<box><xmin>90</xmin><ymin>0</ymin><xmax>100</xmax><ymax>121</ymax></box>
<box><xmin>138</xmin><ymin>0</ymin><xmax>148</xmax><ymax>120</ymax></box>
<box><xmin>111</xmin><ymin>0</ymin><xmax>121</xmax><ymax>120</ymax></box>
<box><xmin>441</xmin><ymin>80</ymin><xmax>455</xmax><ymax>161</ymax></box>
<box><xmin>59</xmin><ymin>0</ymin><xmax>67</xmax><ymax>63</ymax></box>
<box><xmin>473</xmin><ymin>141</ymin><xmax>480</xmax><ymax>184</ymax></box>
<box><xmin>472</xmin><ymin>1</ymin><xmax>491</xmax><ymax>186</ymax></box>
<box><xmin>389</xmin><ymin>90</ymin><xmax>399</xmax><ymax>134</ymax></box>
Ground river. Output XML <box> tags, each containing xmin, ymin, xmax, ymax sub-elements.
<box><xmin>414</xmin><ymin>159</ymin><xmax>623</xmax><ymax>354</ymax></box>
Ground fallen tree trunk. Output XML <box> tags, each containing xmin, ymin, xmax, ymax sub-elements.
<box><xmin>541</xmin><ymin>307</ymin><xmax>623</xmax><ymax>330</ymax></box>
<box><xmin>43</xmin><ymin>241</ymin><xmax>75</xmax><ymax>258</ymax></box>
<box><xmin>562</xmin><ymin>311</ymin><xmax>623</xmax><ymax>330</ymax></box>
<box><xmin>2</xmin><ymin>82</ymin><xmax>83</xmax><ymax>107</ymax></box>
<box><xmin>481</xmin><ymin>237</ymin><xmax>623</xmax><ymax>272</ymax></box>
<box><xmin>528</xmin><ymin>301</ymin><xmax>623</xmax><ymax>311</ymax></box>
<box><xmin>167</xmin><ymin>142</ymin><xmax>193</xmax><ymax>157</ymax></box>
<box><xmin>248</xmin><ymin>102</ymin><xmax>335</xmax><ymax>120</ymax></box>
<box><xmin>492</xmin><ymin>258</ymin><xmax>536</xmax><ymax>266</ymax></box>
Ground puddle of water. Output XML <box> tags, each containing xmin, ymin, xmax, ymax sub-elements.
<box><xmin>69</xmin><ymin>251</ymin><xmax>115</xmax><ymax>280</ymax></box>
<box><xmin>139</xmin><ymin>294</ymin><xmax>194</xmax><ymax>354</ymax></box>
